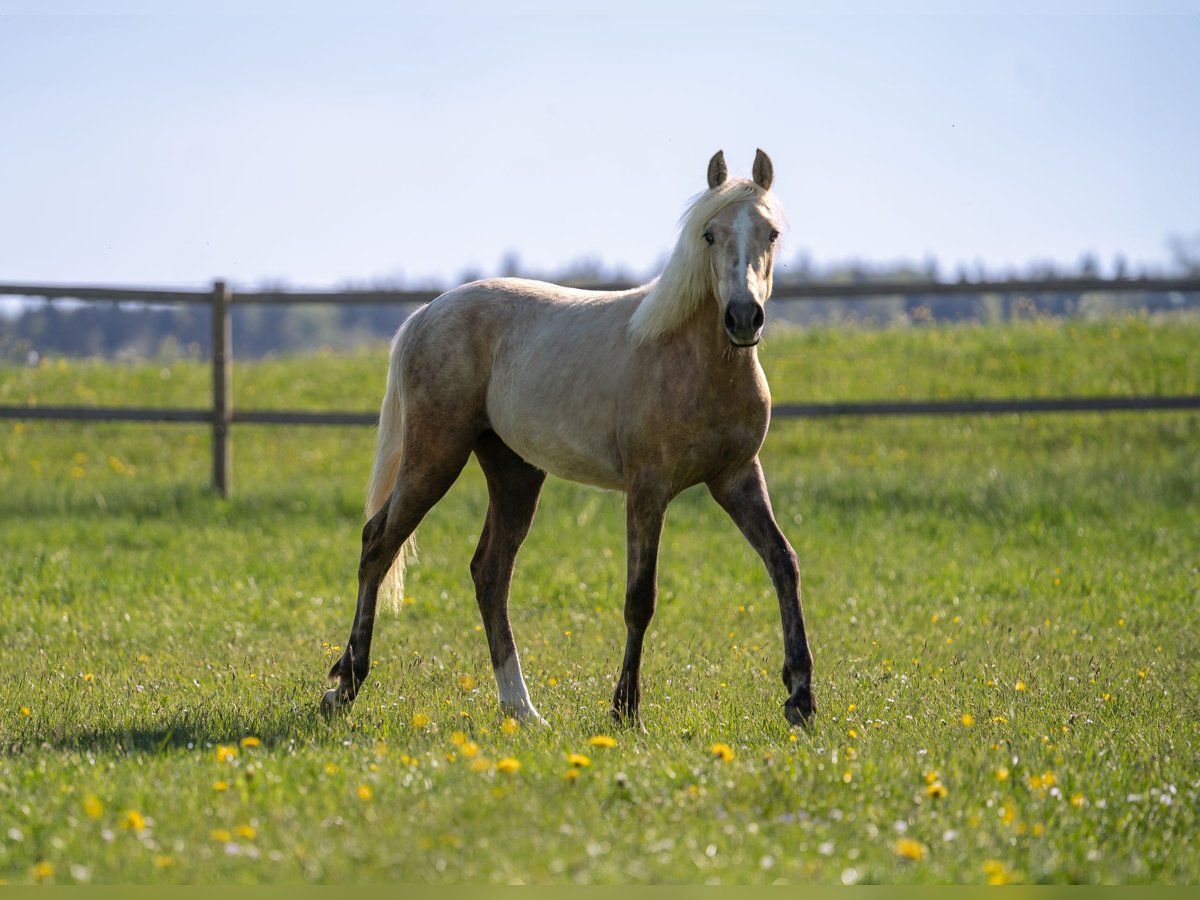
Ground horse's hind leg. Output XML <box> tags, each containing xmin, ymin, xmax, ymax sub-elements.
<box><xmin>322</xmin><ymin>429</ymin><xmax>474</xmax><ymax>716</ymax></box>
<box><xmin>470</xmin><ymin>430</ymin><xmax>547</xmax><ymax>723</ymax></box>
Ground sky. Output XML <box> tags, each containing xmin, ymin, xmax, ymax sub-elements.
<box><xmin>2</xmin><ymin>4</ymin><xmax>1199</xmax><ymax>294</ymax></box>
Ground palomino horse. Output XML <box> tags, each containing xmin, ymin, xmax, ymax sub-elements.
<box><xmin>322</xmin><ymin>149</ymin><xmax>816</xmax><ymax>726</ymax></box>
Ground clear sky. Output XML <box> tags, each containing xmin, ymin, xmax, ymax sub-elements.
<box><xmin>2</xmin><ymin>4</ymin><xmax>1199</xmax><ymax>292</ymax></box>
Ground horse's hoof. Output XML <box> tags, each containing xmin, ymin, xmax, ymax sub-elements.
<box><xmin>784</xmin><ymin>697</ymin><xmax>816</xmax><ymax>727</ymax></box>
<box><xmin>609</xmin><ymin>706</ymin><xmax>648</xmax><ymax>734</ymax></box>
<box><xmin>504</xmin><ymin>706</ymin><xmax>549</xmax><ymax>728</ymax></box>
<box><xmin>320</xmin><ymin>688</ymin><xmax>349</xmax><ymax>719</ymax></box>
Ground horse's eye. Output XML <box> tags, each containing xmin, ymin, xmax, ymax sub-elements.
<box><xmin>703</xmin><ymin>231</ymin><xmax>714</xmax><ymax>245</ymax></box>
<box><xmin>769</xmin><ymin>229</ymin><xmax>780</xmax><ymax>243</ymax></box>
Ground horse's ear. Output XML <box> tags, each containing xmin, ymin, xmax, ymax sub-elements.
<box><xmin>752</xmin><ymin>148</ymin><xmax>774</xmax><ymax>191</ymax></box>
<box><xmin>707</xmin><ymin>151</ymin><xmax>728</xmax><ymax>189</ymax></box>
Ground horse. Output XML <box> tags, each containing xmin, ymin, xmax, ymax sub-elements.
<box><xmin>321</xmin><ymin>149</ymin><xmax>816</xmax><ymax>727</ymax></box>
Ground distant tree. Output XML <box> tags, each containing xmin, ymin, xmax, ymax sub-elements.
<box><xmin>1168</xmin><ymin>233</ymin><xmax>1200</xmax><ymax>275</ymax></box>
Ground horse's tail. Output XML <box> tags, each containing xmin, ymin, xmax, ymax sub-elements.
<box><xmin>365</xmin><ymin>330</ymin><xmax>416</xmax><ymax>614</ymax></box>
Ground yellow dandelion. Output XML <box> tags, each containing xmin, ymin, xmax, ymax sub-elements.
<box><xmin>564</xmin><ymin>768</ymin><xmax>580</xmax><ymax>782</ymax></box>
<box><xmin>996</xmin><ymin>767</ymin><xmax>1010</xmax><ymax>782</ymax></box>
<box><xmin>924</xmin><ymin>770</ymin><xmax>939</xmax><ymax>785</ymax></box>
<box><xmin>356</xmin><ymin>784</ymin><xmax>373</xmax><ymax>801</ymax></box>
<box><xmin>567</xmin><ymin>753</ymin><xmax>592</xmax><ymax>768</ymax></box>
<box><xmin>234</xmin><ymin>824</ymin><xmax>256</xmax><ymax>840</ymax></box>
<box><xmin>992</xmin><ymin>715</ymin><xmax>1008</xmax><ymax>724</ymax></box>
<box><xmin>215</xmin><ymin>744</ymin><xmax>238</xmax><ymax>762</ymax></box>
<box><xmin>847</xmin><ymin>703</ymin><xmax>857</xmax><ymax>712</ymax></box>
<box><xmin>1015</xmin><ymin>680</ymin><xmax>1027</xmax><ymax>692</ymax></box>
<box><xmin>1071</xmin><ymin>793</ymin><xmax>1085</xmax><ymax>807</ymax></box>
<box><xmin>461</xmin><ymin>741</ymin><xmax>480</xmax><ymax>758</ymax></box>
<box><xmin>960</xmin><ymin>713</ymin><xmax>974</xmax><ymax>727</ymax></box>
<box><xmin>847</xmin><ymin>728</ymin><xmax>858</xmax><ymax>739</ymax></box>
<box><xmin>1042</xmin><ymin>771</ymin><xmax>1057</xmax><ymax>787</ymax></box>
<box><xmin>469</xmin><ymin>757</ymin><xmax>491</xmax><ymax>773</ymax></box>
<box><xmin>842</xmin><ymin>769</ymin><xmax>853</xmax><ymax>784</ymax></box>
<box><xmin>1028</xmin><ymin>774</ymin><xmax>1045</xmax><ymax>790</ymax></box>
<box><xmin>547</xmin><ymin>676</ymin><xmax>559</xmax><ymax>687</ymax></box>
<box><xmin>210</xmin><ymin>828</ymin><xmax>232</xmax><ymax>842</ymax></box>
<box><xmin>927</xmin><ymin>782</ymin><xmax>947</xmax><ymax>799</ymax></box>
<box><xmin>83</xmin><ymin>673</ymin><xmax>95</xmax><ymax>683</ymax></box>
<box><xmin>411</xmin><ymin>712</ymin><xmax>431</xmax><ymax>728</ymax></box>
<box><xmin>239</xmin><ymin>736</ymin><xmax>261</xmax><ymax>749</ymax></box>
<box><xmin>894</xmin><ymin>838</ymin><xmax>926</xmax><ymax>861</ymax></box>
<box><xmin>983</xmin><ymin>859</ymin><xmax>1011</xmax><ymax>885</ymax></box>
<box><xmin>212</xmin><ymin>781</ymin><xmax>230</xmax><ymax>793</ymax></box>
<box><xmin>82</xmin><ymin>796</ymin><xmax>104</xmax><ymax>818</ymax></box>
<box><xmin>711</xmin><ymin>742</ymin><xmax>735</xmax><ymax>762</ymax></box>
<box><xmin>324</xmin><ymin>762</ymin><xmax>338</xmax><ymax>775</ymax></box>
<box><xmin>32</xmin><ymin>861</ymin><xmax>54</xmax><ymax>882</ymax></box>
<box><xmin>19</xmin><ymin>706</ymin><xmax>31</xmax><ymax>717</ymax></box>
<box><xmin>154</xmin><ymin>855</ymin><xmax>175</xmax><ymax>869</ymax></box>
<box><xmin>450</xmin><ymin>730</ymin><xmax>467</xmax><ymax>746</ymax></box>
<box><xmin>121</xmin><ymin>809</ymin><xmax>146</xmax><ymax>831</ymax></box>
<box><xmin>501</xmin><ymin>717</ymin><xmax>519</xmax><ymax>735</ymax></box>
<box><xmin>459</xmin><ymin>674</ymin><xmax>477</xmax><ymax>691</ymax></box>
<box><xmin>589</xmin><ymin>735</ymin><xmax>617</xmax><ymax>748</ymax></box>
<box><xmin>496</xmin><ymin>757</ymin><xmax>521</xmax><ymax>774</ymax></box>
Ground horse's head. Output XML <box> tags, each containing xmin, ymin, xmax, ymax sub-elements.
<box><xmin>702</xmin><ymin>149</ymin><xmax>780</xmax><ymax>347</ymax></box>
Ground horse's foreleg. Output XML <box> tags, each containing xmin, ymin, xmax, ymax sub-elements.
<box><xmin>611</xmin><ymin>484</ymin><xmax>668</xmax><ymax>727</ymax></box>
<box><xmin>471</xmin><ymin>431</ymin><xmax>547</xmax><ymax>724</ymax></box>
<box><xmin>709</xmin><ymin>459</ymin><xmax>815</xmax><ymax>725</ymax></box>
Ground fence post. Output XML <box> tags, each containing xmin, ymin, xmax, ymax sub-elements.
<box><xmin>211</xmin><ymin>279</ymin><xmax>232</xmax><ymax>497</ymax></box>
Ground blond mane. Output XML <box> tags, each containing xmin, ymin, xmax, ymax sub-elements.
<box><xmin>629</xmin><ymin>178</ymin><xmax>783</xmax><ymax>343</ymax></box>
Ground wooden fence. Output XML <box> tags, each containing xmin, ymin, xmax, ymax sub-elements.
<box><xmin>2</xmin><ymin>276</ymin><xmax>1199</xmax><ymax>497</ymax></box>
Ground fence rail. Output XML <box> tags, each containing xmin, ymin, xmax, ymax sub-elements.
<box><xmin>2</xmin><ymin>277</ymin><xmax>1198</xmax><ymax>496</ymax></box>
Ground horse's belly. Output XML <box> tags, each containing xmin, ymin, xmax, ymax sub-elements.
<box><xmin>511</xmin><ymin>427</ymin><xmax>624</xmax><ymax>489</ymax></box>
<box><xmin>498</xmin><ymin>423</ymin><xmax>624</xmax><ymax>490</ymax></box>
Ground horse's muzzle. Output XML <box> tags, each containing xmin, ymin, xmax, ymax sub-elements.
<box><xmin>724</xmin><ymin>300</ymin><xmax>765</xmax><ymax>347</ymax></box>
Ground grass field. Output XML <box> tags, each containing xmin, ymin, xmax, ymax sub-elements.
<box><xmin>1</xmin><ymin>315</ymin><xmax>1197</xmax><ymax>884</ymax></box>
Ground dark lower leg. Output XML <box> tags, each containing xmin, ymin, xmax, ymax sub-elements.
<box><xmin>611</xmin><ymin>489</ymin><xmax>666</xmax><ymax>725</ymax></box>
<box><xmin>709</xmin><ymin>460</ymin><xmax>815</xmax><ymax>724</ymax></box>
<box><xmin>471</xmin><ymin>431</ymin><xmax>545</xmax><ymax>719</ymax></box>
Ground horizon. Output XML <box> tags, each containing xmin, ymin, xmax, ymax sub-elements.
<box><xmin>2</xmin><ymin>8</ymin><xmax>1199</xmax><ymax>297</ymax></box>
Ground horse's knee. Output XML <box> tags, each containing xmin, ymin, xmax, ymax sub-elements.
<box><xmin>469</xmin><ymin>542</ymin><xmax>488</xmax><ymax>588</ymax></box>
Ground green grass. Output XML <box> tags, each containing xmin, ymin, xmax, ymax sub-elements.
<box><xmin>1</xmin><ymin>314</ymin><xmax>1197</xmax><ymax>884</ymax></box>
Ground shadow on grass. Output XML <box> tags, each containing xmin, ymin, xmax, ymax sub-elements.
<box><xmin>4</xmin><ymin>699</ymin><xmax>343</xmax><ymax>758</ymax></box>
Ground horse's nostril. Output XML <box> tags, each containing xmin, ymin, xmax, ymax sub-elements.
<box><xmin>724</xmin><ymin>308</ymin><xmax>737</xmax><ymax>332</ymax></box>
<box><xmin>752</xmin><ymin>306</ymin><xmax>765</xmax><ymax>330</ymax></box>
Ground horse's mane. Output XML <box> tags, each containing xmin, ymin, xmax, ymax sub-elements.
<box><xmin>629</xmin><ymin>178</ymin><xmax>783</xmax><ymax>343</ymax></box>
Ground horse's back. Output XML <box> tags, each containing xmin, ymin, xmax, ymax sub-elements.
<box><xmin>393</xmin><ymin>278</ymin><xmax>643</xmax><ymax>489</ymax></box>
